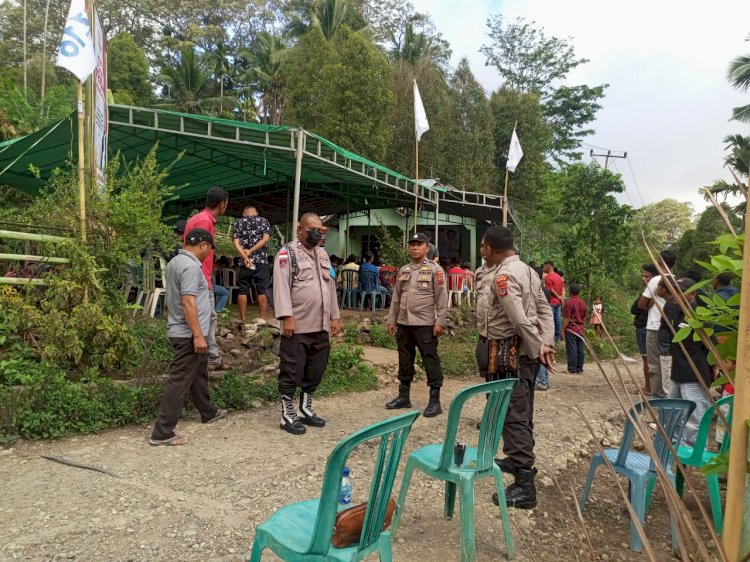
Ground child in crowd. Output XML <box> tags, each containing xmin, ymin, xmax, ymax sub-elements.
<box><xmin>590</xmin><ymin>296</ymin><xmax>603</xmax><ymax>338</ymax></box>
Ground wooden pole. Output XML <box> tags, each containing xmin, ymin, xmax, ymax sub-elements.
<box><xmin>502</xmin><ymin>168</ymin><xmax>510</xmax><ymax>227</ymax></box>
<box><xmin>724</xmin><ymin>177</ymin><xmax>750</xmax><ymax>561</ymax></box>
<box><xmin>434</xmin><ymin>195</ymin><xmax>439</xmax><ymax>251</ymax></box>
<box><xmin>291</xmin><ymin>129</ymin><xmax>304</xmax><ymax>231</ymax></box>
<box><xmin>413</xmin><ymin>140</ymin><xmax>420</xmax><ymax>234</ymax></box>
<box><xmin>77</xmin><ymin>82</ymin><xmax>87</xmax><ymax>243</ymax></box>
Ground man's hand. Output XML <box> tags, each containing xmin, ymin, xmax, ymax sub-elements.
<box><xmin>282</xmin><ymin>317</ymin><xmax>296</xmax><ymax>338</ymax></box>
<box><xmin>388</xmin><ymin>324</ymin><xmax>397</xmax><ymax>336</ymax></box>
<box><xmin>539</xmin><ymin>344</ymin><xmax>556</xmax><ymax>373</ymax></box>
<box><xmin>193</xmin><ymin>334</ymin><xmax>208</xmax><ymax>354</ymax></box>
<box><xmin>243</xmin><ymin>257</ymin><xmax>253</xmax><ymax>269</ymax></box>
<box><xmin>433</xmin><ymin>325</ymin><xmax>445</xmax><ymax>337</ymax></box>
<box><xmin>330</xmin><ymin>319</ymin><xmax>341</xmax><ymax>336</ymax></box>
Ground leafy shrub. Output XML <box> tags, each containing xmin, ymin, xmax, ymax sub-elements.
<box><xmin>369</xmin><ymin>322</ymin><xmax>396</xmax><ymax>349</ymax></box>
<box><xmin>212</xmin><ymin>372</ymin><xmax>278</xmax><ymax>410</ymax></box>
<box><xmin>317</xmin><ymin>342</ymin><xmax>377</xmax><ymax>396</ymax></box>
<box><xmin>343</xmin><ymin>322</ymin><xmax>358</xmax><ymax>344</ymax></box>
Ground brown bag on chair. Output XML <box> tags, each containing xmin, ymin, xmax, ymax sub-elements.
<box><xmin>331</xmin><ymin>498</ymin><xmax>397</xmax><ymax>548</ymax></box>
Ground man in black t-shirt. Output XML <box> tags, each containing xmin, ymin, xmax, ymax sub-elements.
<box><xmin>232</xmin><ymin>205</ymin><xmax>272</xmax><ymax>322</ymax></box>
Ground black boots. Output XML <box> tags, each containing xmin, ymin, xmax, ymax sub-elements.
<box><xmin>423</xmin><ymin>387</ymin><xmax>443</xmax><ymax>417</ymax></box>
<box><xmin>385</xmin><ymin>384</ymin><xmax>412</xmax><ymax>409</ymax></box>
<box><xmin>492</xmin><ymin>467</ymin><xmax>537</xmax><ymax>509</ymax></box>
<box><xmin>299</xmin><ymin>392</ymin><xmax>326</xmax><ymax>427</ymax></box>
<box><xmin>280</xmin><ymin>394</ymin><xmax>306</xmax><ymax>435</ymax></box>
<box><xmin>494</xmin><ymin>457</ymin><xmax>518</xmax><ymax>475</ymax></box>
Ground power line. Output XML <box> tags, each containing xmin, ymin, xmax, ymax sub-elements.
<box><xmin>624</xmin><ymin>155</ymin><xmax>646</xmax><ymax>207</ymax></box>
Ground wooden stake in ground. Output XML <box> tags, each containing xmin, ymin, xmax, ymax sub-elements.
<box><xmin>724</xmin><ymin>181</ymin><xmax>750</xmax><ymax>562</ymax></box>
<box><xmin>77</xmin><ymin>81</ymin><xmax>87</xmax><ymax>243</ymax></box>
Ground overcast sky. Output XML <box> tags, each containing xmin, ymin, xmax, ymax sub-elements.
<box><xmin>411</xmin><ymin>0</ymin><xmax>750</xmax><ymax>213</ymax></box>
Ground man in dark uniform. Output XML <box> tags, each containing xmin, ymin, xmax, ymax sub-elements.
<box><xmin>273</xmin><ymin>213</ymin><xmax>341</xmax><ymax>435</ymax></box>
<box><xmin>476</xmin><ymin>226</ymin><xmax>555</xmax><ymax>509</ymax></box>
<box><xmin>385</xmin><ymin>232</ymin><xmax>448</xmax><ymax>417</ymax></box>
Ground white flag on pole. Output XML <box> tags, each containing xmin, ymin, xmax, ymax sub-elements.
<box><xmin>507</xmin><ymin>127</ymin><xmax>524</xmax><ymax>173</ymax></box>
<box><xmin>414</xmin><ymin>80</ymin><xmax>430</xmax><ymax>142</ymax></box>
<box><xmin>56</xmin><ymin>0</ymin><xmax>96</xmax><ymax>82</ymax></box>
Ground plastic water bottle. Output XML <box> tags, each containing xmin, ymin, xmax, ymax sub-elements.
<box><xmin>340</xmin><ymin>467</ymin><xmax>352</xmax><ymax>505</ymax></box>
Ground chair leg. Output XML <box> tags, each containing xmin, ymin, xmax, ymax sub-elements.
<box><xmin>675</xmin><ymin>467</ymin><xmax>685</xmax><ymax>498</ymax></box>
<box><xmin>392</xmin><ymin>462</ymin><xmax>417</xmax><ymax>536</ymax></box>
<box><xmin>645</xmin><ymin>477</ymin><xmax>657</xmax><ymax>512</ymax></box>
<box><xmin>458</xmin><ymin>478</ymin><xmax>476</xmax><ymax>562</ymax></box>
<box><xmin>444</xmin><ymin>481</ymin><xmax>457</xmax><ymax>519</ymax></box>
<box><xmin>378</xmin><ymin>542</ymin><xmax>393</xmax><ymax>562</ymax></box>
<box><xmin>706</xmin><ymin>474</ymin><xmax>724</xmax><ymax>535</ymax></box>
<box><xmin>628</xmin><ymin>478</ymin><xmax>647</xmax><ymax>553</ymax></box>
<box><xmin>578</xmin><ymin>457</ymin><xmax>601</xmax><ymax>512</ymax></box>
<box><xmin>493</xmin><ymin>469</ymin><xmax>514</xmax><ymax>560</ymax></box>
<box><xmin>248</xmin><ymin>533</ymin><xmax>266</xmax><ymax>562</ymax></box>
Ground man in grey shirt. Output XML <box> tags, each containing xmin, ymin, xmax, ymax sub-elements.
<box><xmin>150</xmin><ymin>228</ymin><xmax>226</xmax><ymax>446</ymax></box>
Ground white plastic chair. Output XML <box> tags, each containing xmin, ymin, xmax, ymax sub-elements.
<box><xmin>142</xmin><ymin>254</ymin><xmax>167</xmax><ymax>318</ymax></box>
<box><xmin>448</xmin><ymin>273</ymin><xmax>465</xmax><ymax>308</ymax></box>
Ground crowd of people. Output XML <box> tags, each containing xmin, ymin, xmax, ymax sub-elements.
<box><xmin>146</xmin><ymin>186</ymin><xmax>735</xmax><ymax>514</ymax></box>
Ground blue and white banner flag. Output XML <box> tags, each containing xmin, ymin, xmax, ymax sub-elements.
<box><xmin>56</xmin><ymin>0</ymin><xmax>96</xmax><ymax>82</ymax></box>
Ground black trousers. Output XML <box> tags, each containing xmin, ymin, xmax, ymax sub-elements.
<box><xmin>396</xmin><ymin>324</ymin><xmax>443</xmax><ymax>389</ymax></box>
<box><xmin>151</xmin><ymin>337</ymin><xmax>218</xmax><ymax>440</ymax></box>
<box><xmin>278</xmin><ymin>331</ymin><xmax>331</xmax><ymax>396</ymax></box>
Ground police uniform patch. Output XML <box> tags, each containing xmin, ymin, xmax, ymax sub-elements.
<box><xmin>435</xmin><ymin>270</ymin><xmax>445</xmax><ymax>286</ymax></box>
<box><xmin>278</xmin><ymin>249</ymin><xmax>288</xmax><ymax>270</ymax></box>
<box><xmin>496</xmin><ymin>274</ymin><xmax>509</xmax><ymax>297</ymax></box>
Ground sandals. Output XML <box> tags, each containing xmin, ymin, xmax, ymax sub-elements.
<box><xmin>204</xmin><ymin>409</ymin><xmax>227</xmax><ymax>424</ymax></box>
<box><xmin>208</xmin><ymin>361</ymin><xmax>232</xmax><ymax>372</ymax></box>
<box><xmin>149</xmin><ymin>435</ymin><xmax>189</xmax><ymax>447</ymax></box>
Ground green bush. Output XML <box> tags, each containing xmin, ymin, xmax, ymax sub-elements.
<box><xmin>317</xmin><ymin>342</ymin><xmax>378</xmax><ymax>396</ymax></box>
<box><xmin>369</xmin><ymin>322</ymin><xmax>396</xmax><ymax>349</ymax></box>
<box><xmin>212</xmin><ymin>372</ymin><xmax>278</xmax><ymax>410</ymax></box>
<box><xmin>438</xmin><ymin>340</ymin><xmax>479</xmax><ymax>378</ymax></box>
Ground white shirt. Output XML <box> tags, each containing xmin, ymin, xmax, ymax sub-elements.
<box><xmin>642</xmin><ymin>275</ymin><xmax>665</xmax><ymax>331</ymax></box>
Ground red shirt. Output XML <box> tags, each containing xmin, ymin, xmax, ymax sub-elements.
<box><xmin>545</xmin><ymin>271</ymin><xmax>564</xmax><ymax>305</ymax></box>
<box><xmin>563</xmin><ymin>296</ymin><xmax>588</xmax><ymax>335</ymax></box>
<box><xmin>184</xmin><ymin>209</ymin><xmax>216</xmax><ymax>289</ymax></box>
<box><xmin>447</xmin><ymin>267</ymin><xmax>466</xmax><ymax>290</ymax></box>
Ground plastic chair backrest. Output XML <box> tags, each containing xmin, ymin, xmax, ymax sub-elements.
<box><xmin>308</xmin><ymin>410</ymin><xmax>421</xmax><ymax>555</ymax></box>
<box><xmin>359</xmin><ymin>270</ymin><xmax>379</xmax><ymax>293</ymax></box>
<box><xmin>448</xmin><ymin>273</ymin><xmax>465</xmax><ymax>292</ymax></box>
<box><xmin>340</xmin><ymin>268</ymin><xmax>358</xmax><ymax>291</ymax></box>
<box><xmin>437</xmin><ymin>379</ymin><xmax>518</xmax><ymax>473</ymax></box>
<box><xmin>141</xmin><ymin>255</ymin><xmax>156</xmax><ymax>291</ymax></box>
<box><xmin>615</xmin><ymin>399</ymin><xmax>695</xmax><ymax>471</ymax></box>
<box><xmin>688</xmin><ymin>395</ymin><xmax>734</xmax><ymax>462</ymax></box>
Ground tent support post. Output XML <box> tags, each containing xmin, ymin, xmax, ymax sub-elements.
<box><xmin>434</xmin><ymin>196</ymin><xmax>439</xmax><ymax>254</ymax></box>
<box><xmin>291</xmin><ymin>129</ymin><xmax>304</xmax><ymax>230</ymax></box>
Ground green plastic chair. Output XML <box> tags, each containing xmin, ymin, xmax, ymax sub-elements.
<box><xmin>675</xmin><ymin>395</ymin><xmax>734</xmax><ymax>534</ymax></box>
<box><xmin>392</xmin><ymin>378</ymin><xmax>519</xmax><ymax>562</ymax></box>
<box><xmin>249</xmin><ymin>410</ymin><xmax>421</xmax><ymax>562</ymax></box>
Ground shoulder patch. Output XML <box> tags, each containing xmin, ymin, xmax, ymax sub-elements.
<box><xmin>496</xmin><ymin>274</ymin><xmax>509</xmax><ymax>298</ymax></box>
<box><xmin>278</xmin><ymin>250</ymin><xmax>288</xmax><ymax>270</ymax></box>
<box><xmin>435</xmin><ymin>270</ymin><xmax>445</xmax><ymax>285</ymax></box>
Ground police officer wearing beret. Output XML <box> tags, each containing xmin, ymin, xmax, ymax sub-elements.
<box><xmin>476</xmin><ymin>226</ymin><xmax>555</xmax><ymax>509</ymax></box>
<box><xmin>385</xmin><ymin>232</ymin><xmax>449</xmax><ymax>416</ymax></box>
<box><xmin>273</xmin><ymin>213</ymin><xmax>341</xmax><ymax>435</ymax></box>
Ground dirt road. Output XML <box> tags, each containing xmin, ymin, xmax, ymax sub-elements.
<box><xmin>0</xmin><ymin>350</ymin><xmax>695</xmax><ymax>561</ymax></box>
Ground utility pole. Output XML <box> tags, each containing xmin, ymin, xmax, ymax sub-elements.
<box><xmin>589</xmin><ymin>149</ymin><xmax>627</xmax><ymax>170</ymax></box>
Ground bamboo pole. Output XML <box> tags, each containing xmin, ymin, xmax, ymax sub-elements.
<box><xmin>77</xmin><ymin>81</ymin><xmax>87</xmax><ymax>243</ymax></box>
<box><xmin>413</xmin><ymin>140</ymin><xmax>419</xmax><ymax>234</ymax></box>
<box><xmin>0</xmin><ymin>230</ymin><xmax>71</xmax><ymax>243</ymax></box>
<box><xmin>502</xmin><ymin>168</ymin><xmax>510</xmax><ymax>227</ymax></box>
<box><xmin>724</xmin><ymin>178</ymin><xmax>750</xmax><ymax>561</ymax></box>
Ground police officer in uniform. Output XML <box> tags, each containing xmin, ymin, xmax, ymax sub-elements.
<box><xmin>273</xmin><ymin>213</ymin><xmax>341</xmax><ymax>435</ymax></box>
<box><xmin>385</xmin><ymin>232</ymin><xmax>448</xmax><ymax>416</ymax></box>
<box><xmin>475</xmin><ymin>226</ymin><xmax>555</xmax><ymax>509</ymax></box>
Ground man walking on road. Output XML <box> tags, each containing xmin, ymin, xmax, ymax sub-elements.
<box><xmin>184</xmin><ymin>187</ymin><xmax>230</xmax><ymax>372</ymax></box>
<box><xmin>150</xmin><ymin>229</ymin><xmax>226</xmax><ymax>446</ymax></box>
<box><xmin>543</xmin><ymin>261</ymin><xmax>564</xmax><ymax>343</ymax></box>
<box><xmin>273</xmin><ymin>213</ymin><xmax>341</xmax><ymax>435</ymax></box>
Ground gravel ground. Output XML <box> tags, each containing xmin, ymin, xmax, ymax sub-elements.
<box><xmin>0</xmin><ymin>349</ymin><xmax>715</xmax><ymax>561</ymax></box>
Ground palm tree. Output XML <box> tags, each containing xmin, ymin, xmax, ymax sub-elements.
<box><xmin>728</xmin><ymin>54</ymin><xmax>750</xmax><ymax>122</ymax></box>
<box><xmin>207</xmin><ymin>41</ymin><xmax>233</xmax><ymax>114</ymax></box>
<box><xmin>157</xmin><ymin>47</ymin><xmax>220</xmax><ymax>114</ymax></box>
<box><xmin>704</xmin><ymin>134</ymin><xmax>750</xmax><ymax>214</ymax></box>
<box><xmin>237</xmin><ymin>33</ymin><xmax>289</xmax><ymax>125</ymax></box>
<box><xmin>286</xmin><ymin>0</ymin><xmax>367</xmax><ymax>41</ymax></box>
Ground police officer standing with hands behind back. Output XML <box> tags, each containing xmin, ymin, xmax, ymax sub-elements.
<box><xmin>385</xmin><ymin>232</ymin><xmax>448</xmax><ymax>417</ymax></box>
<box><xmin>273</xmin><ymin>213</ymin><xmax>341</xmax><ymax>435</ymax></box>
<box><xmin>476</xmin><ymin>226</ymin><xmax>555</xmax><ymax>509</ymax></box>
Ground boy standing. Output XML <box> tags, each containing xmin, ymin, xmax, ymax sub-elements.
<box><xmin>385</xmin><ymin>233</ymin><xmax>448</xmax><ymax>417</ymax></box>
<box><xmin>150</xmin><ymin>228</ymin><xmax>226</xmax><ymax>446</ymax></box>
<box><xmin>563</xmin><ymin>284</ymin><xmax>587</xmax><ymax>374</ymax></box>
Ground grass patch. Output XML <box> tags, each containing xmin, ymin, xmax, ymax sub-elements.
<box><xmin>369</xmin><ymin>322</ymin><xmax>397</xmax><ymax>350</ymax></box>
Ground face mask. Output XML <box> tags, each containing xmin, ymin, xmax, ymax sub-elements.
<box><xmin>305</xmin><ymin>229</ymin><xmax>323</xmax><ymax>246</ymax></box>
